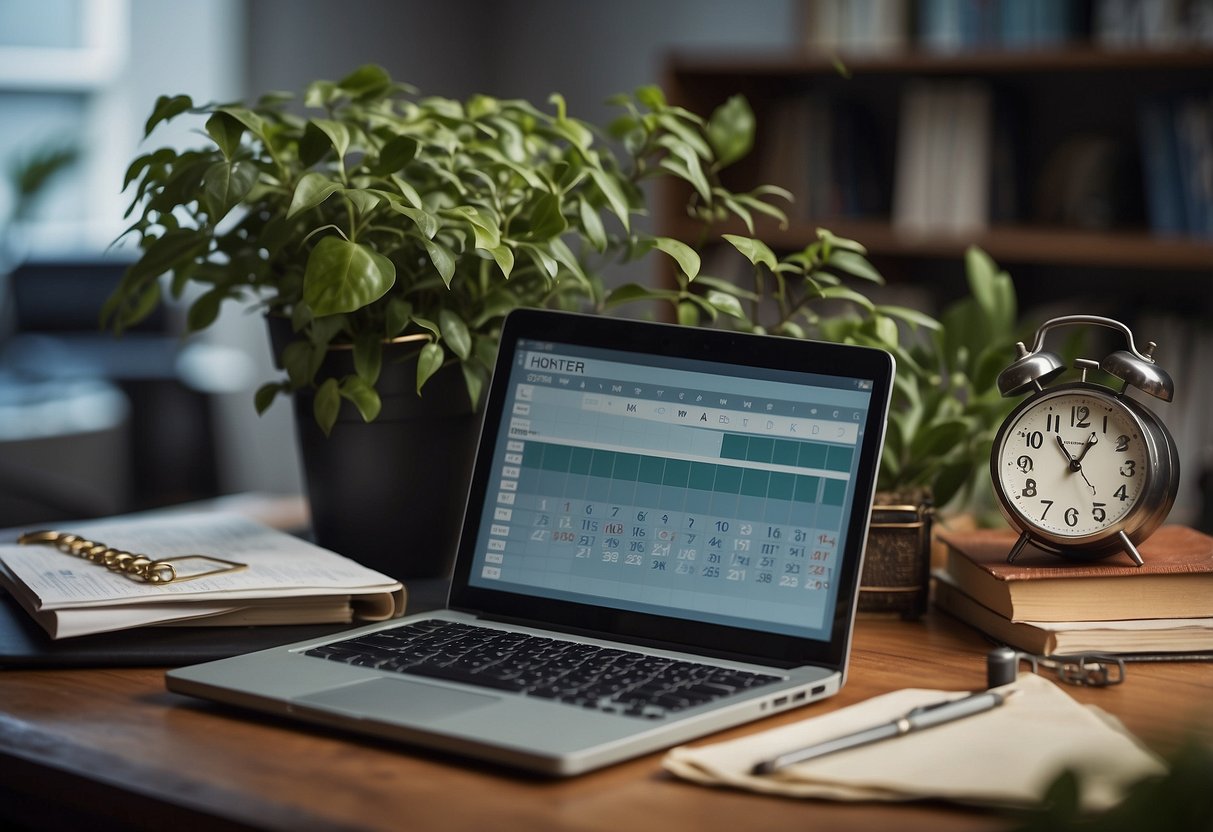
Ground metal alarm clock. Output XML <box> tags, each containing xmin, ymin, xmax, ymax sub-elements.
<box><xmin>990</xmin><ymin>315</ymin><xmax>1180</xmax><ymax>567</ymax></box>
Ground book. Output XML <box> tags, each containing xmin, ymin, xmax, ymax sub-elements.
<box><xmin>0</xmin><ymin>512</ymin><xmax>406</xmax><ymax>639</ymax></box>
<box><xmin>934</xmin><ymin>571</ymin><xmax>1213</xmax><ymax>655</ymax></box>
<box><xmin>938</xmin><ymin>525</ymin><xmax>1213</xmax><ymax>623</ymax></box>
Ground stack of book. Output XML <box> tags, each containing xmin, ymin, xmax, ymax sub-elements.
<box><xmin>934</xmin><ymin>525</ymin><xmax>1213</xmax><ymax>655</ymax></box>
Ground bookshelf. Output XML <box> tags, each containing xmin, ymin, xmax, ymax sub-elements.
<box><xmin>662</xmin><ymin>45</ymin><xmax>1213</xmax><ymax>305</ymax></box>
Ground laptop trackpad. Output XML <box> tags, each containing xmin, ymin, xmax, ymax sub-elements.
<box><xmin>293</xmin><ymin>678</ymin><xmax>500</xmax><ymax>723</ymax></box>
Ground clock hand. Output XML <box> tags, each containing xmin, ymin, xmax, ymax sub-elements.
<box><xmin>1055</xmin><ymin>434</ymin><xmax>1097</xmax><ymax>493</ymax></box>
<box><xmin>1074</xmin><ymin>432</ymin><xmax>1098</xmax><ymax>464</ymax></box>
<box><xmin>1054</xmin><ymin>435</ymin><xmax>1079</xmax><ymax>470</ymax></box>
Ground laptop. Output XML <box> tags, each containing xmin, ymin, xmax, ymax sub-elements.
<box><xmin>167</xmin><ymin>309</ymin><xmax>895</xmax><ymax>775</ymax></box>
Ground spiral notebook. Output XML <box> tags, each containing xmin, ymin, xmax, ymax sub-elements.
<box><xmin>166</xmin><ymin>309</ymin><xmax>895</xmax><ymax>776</ymax></box>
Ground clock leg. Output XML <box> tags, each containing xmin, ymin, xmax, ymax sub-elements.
<box><xmin>1006</xmin><ymin>531</ymin><xmax>1033</xmax><ymax>564</ymax></box>
<box><xmin>1117</xmin><ymin>530</ymin><xmax>1145</xmax><ymax>567</ymax></box>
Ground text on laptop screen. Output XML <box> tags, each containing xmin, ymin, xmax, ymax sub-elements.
<box><xmin>468</xmin><ymin>339</ymin><xmax>877</xmax><ymax>642</ymax></box>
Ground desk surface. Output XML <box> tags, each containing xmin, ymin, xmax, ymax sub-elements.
<box><xmin>0</xmin><ymin>608</ymin><xmax>1209</xmax><ymax>832</ymax></box>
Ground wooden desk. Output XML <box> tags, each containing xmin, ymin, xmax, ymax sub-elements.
<box><xmin>0</xmin><ymin>610</ymin><xmax>1208</xmax><ymax>832</ymax></box>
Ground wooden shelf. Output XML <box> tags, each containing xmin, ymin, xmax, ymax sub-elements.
<box><xmin>671</xmin><ymin>217</ymin><xmax>1213</xmax><ymax>273</ymax></box>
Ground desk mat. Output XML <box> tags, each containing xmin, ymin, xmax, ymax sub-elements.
<box><xmin>0</xmin><ymin>579</ymin><xmax>449</xmax><ymax>668</ymax></box>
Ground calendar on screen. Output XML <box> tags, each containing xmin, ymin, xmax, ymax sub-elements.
<box><xmin>468</xmin><ymin>338</ymin><xmax>877</xmax><ymax>641</ymax></box>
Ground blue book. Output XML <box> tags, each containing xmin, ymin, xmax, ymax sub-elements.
<box><xmin>1138</xmin><ymin>98</ymin><xmax>1187</xmax><ymax>236</ymax></box>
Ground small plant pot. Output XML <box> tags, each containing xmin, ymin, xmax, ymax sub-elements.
<box><xmin>859</xmin><ymin>488</ymin><xmax>934</xmax><ymax>618</ymax></box>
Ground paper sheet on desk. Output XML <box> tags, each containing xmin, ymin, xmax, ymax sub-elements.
<box><xmin>664</xmin><ymin>674</ymin><xmax>1165</xmax><ymax>812</ymax></box>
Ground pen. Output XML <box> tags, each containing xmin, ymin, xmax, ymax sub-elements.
<box><xmin>750</xmin><ymin>689</ymin><xmax>1009</xmax><ymax>775</ymax></box>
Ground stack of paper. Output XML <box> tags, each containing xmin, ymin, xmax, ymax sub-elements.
<box><xmin>0</xmin><ymin>512</ymin><xmax>406</xmax><ymax>638</ymax></box>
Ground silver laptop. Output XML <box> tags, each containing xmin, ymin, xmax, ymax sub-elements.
<box><xmin>167</xmin><ymin>309</ymin><xmax>894</xmax><ymax>775</ymax></box>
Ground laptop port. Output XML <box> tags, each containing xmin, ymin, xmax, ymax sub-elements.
<box><xmin>773</xmin><ymin>695</ymin><xmax>789</xmax><ymax>706</ymax></box>
<box><xmin>792</xmin><ymin>691</ymin><xmax>806</xmax><ymax>702</ymax></box>
<box><xmin>811</xmin><ymin>684</ymin><xmax>826</xmax><ymax>696</ymax></box>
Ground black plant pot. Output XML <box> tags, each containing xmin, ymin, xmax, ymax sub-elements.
<box><xmin>271</xmin><ymin>321</ymin><xmax>480</xmax><ymax>579</ymax></box>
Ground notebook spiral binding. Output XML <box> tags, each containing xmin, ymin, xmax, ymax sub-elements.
<box><xmin>17</xmin><ymin>530</ymin><xmax>246</xmax><ymax>584</ymax></box>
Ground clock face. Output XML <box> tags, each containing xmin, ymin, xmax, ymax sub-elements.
<box><xmin>994</xmin><ymin>389</ymin><xmax>1149</xmax><ymax>540</ymax></box>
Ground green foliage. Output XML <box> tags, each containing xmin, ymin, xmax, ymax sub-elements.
<box><xmin>1007</xmin><ymin>741</ymin><xmax>1213</xmax><ymax>832</ymax></box>
<box><xmin>879</xmin><ymin>247</ymin><xmax>1023</xmax><ymax>509</ymax></box>
<box><xmin>106</xmin><ymin>65</ymin><xmax>790</xmax><ymax>435</ymax></box>
<box><xmin>108</xmin><ymin>65</ymin><xmax>1015</xmax><ymax>508</ymax></box>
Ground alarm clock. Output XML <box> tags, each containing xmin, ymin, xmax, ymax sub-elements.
<box><xmin>990</xmin><ymin>315</ymin><xmax>1179</xmax><ymax>567</ymax></box>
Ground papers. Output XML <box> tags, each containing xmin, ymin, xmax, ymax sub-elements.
<box><xmin>0</xmin><ymin>512</ymin><xmax>405</xmax><ymax>638</ymax></box>
<box><xmin>664</xmin><ymin>674</ymin><xmax>1164</xmax><ymax>812</ymax></box>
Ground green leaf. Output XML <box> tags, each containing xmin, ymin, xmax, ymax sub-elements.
<box><xmin>910</xmin><ymin>419</ymin><xmax>970</xmax><ymax>458</ymax></box>
<box><xmin>336</xmin><ymin>64</ymin><xmax>392</xmax><ymax>99</ymax></box>
<box><xmin>577</xmin><ymin>197</ymin><xmax>607</xmax><ymax>253</ymax></box>
<box><xmin>205</xmin><ymin>112</ymin><xmax>245</xmax><ymax>159</ymax></box>
<box><xmin>706</xmin><ymin>95</ymin><xmax>754</xmax><ymax>168</ymax></box>
<box><xmin>816</xmin><ymin>227</ymin><xmax>868</xmax><ymax>254</ymax></box>
<box><xmin>254</xmin><ymin>383</ymin><xmax>283</xmax><ymax>415</ymax></box>
<box><xmin>635</xmin><ymin>85</ymin><xmax>666</xmax><ymax>109</ymax></box>
<box><xmin>652</xmin><ymin>237</ymin><xmax>701</xmax><ymax>281</ymax></box>
<box><xmin>416</xmin><ymin>342</ymin><xmax>445</xmax><ymax>395</ymax></box>
<box><xmin>931</xmin><ymin>461</ymin><xmax>972</xmax><ymax>509</ymax></box>
<box><xmin>282</xmin><ymin>340</ymin><xmax>321</xmax><ymax>387</ymax></box>
<box><xmin>722</xmin><ymin>234</ymin><xmax>778</xmax><ymax>273</ymax></box>
<box><xmin>341</xmin><ymin>188</ymin><xmax>381</xmax><ymax>216</ymax></box>
<box><xmin>604</xmin><ymin>282</ymin><xmax>680</xmax><ymax>308</ymax></box>
<box><xmin>202</xmin><ymin>159</ymin><xmax>257</xmax><ymax>221</ymax></box>
<box><xmin>439</xmin><ymin>309</ymin><xmax>472</xmax><ymax>360</ymax></box>
<box><xmin>303</xmin><ymin>236</ymin><xmax>397</xmax><ymax>316</ymax></box>
<box><xmin>288</xmin><ymin>172</ymin><xmax>341</xmax><ymax>218</ymax></box>
<box><xmin>489</xmin><ymin>244</ymin><xmax>514</xmax><ymax>278</ymax></box>
<box><xmin>339</xmin><ymin>376</ymin><xmax>382</xmax><ymax>422</ymax></box>
<box><xmin>385</xmin><ymin>298</ymin><xmax>413</xmax><ymax>337</ymax></box>
<box><xmin>390</xmin><ymin>204</ymin><xmax>438</xmax><ymax>239</ymax></box>
<box><xmin>658</xmin><ymin>137</ymin><xmax>712</xmax><ymax>202</ymax></box>
<box><xmin>965</xmin><ymin>245</ymin><xmax>999</xmax><ymax>317</ymax></box>
<box><xmin>186</xmin><ymin>289</ymin><xmax>224</xmax><ymax>332</ymax></box>
<box><xmin>819</xmin><ymin>285</ymin><xmax>876</xmax><ymax>311</ymax></box>
<box><xmin>871</xmin><ymin>313</ymin><xmax>899</xmax><ymax>347</ymax></box>
<box><xmin>216</xmin><ymin>107</ymin><xmax>267</xmax><ymax>144</ymax></box>
<box><xmin>655</xmin><ymin>112</ymin><xmax>712</xmax><ymax>159</ymax></box>
<box><xmin>313</xmin><ymin>378</ymin><xmax>341</xmax><ymax>436</ymax></box>
<box><xmin>103</xmin><ymin>278</ymin><xmax>162</xmax><ymax>332</ymax></box>
<box><xmin>461</xmin><ymin>362</ymin><xmax>485</xmax><ymax>410</ymax></box>
<box><xmin>353</xmin><ymin>333</ymin><xmax>382</xmax><ymax>384</ymax></box>
<box><xmin>522</xmin><ymin>244</ymin><xmax>559</xmax><ymax>280</ymax></box>
<box><xmin>588</xmin><ymin>167</ymin><xmax>630</xmax><ymax>232</ymax></box>
<box><xmin>677</xmin><ymin>301</ymin><xmax>701</xmax><ymax>327</ymax></box>
<box><xmin>827</xmin><ymin>250</ymin><xmax>883</xmax><ymax>283</ymax></box>
<box><xmin>876</xmin><ymin>304</ymin><xmax>943</xmax><ymax>331</ymax></box>
<box><xmin>312</xmin><ymin>118</ymin><xmax>350</xmax><ymax>160</ymax></box>
<box><xmin>526</xmin><ymin>192</ymin><xmax>567</xmax><ymax>240</ymax></box>
<box><xmin>144</xmin><ymin>94</ymin><xmax>193</xmax><ymax>137</ymax></box>
<box><xmin>127</xmin><ymin>228</ymin><xmax>209</xmax><ymax>283</ymax></box>
<box><xmin>390</xmin><ymin>174</ymin><xmax>424</xmax><ymax>209</ymax></box>
<box><xmin>422</xmin><ymin>238</ymin><xmax>456</xmax><ymax>286</ymax></box>
<box><xmin>706</xmin><ymin>290</ymin><xmax>746</xmax><ymax>319</ymax></box>
<box><xmin>374</xmin><ymin>135</ymin><xmax>419</xmax><ymax>174</ymax></box>
<box><xmin>444</xmin><ymin>206</ymin><xmax>501</xmax><ymax>249</ymax></box>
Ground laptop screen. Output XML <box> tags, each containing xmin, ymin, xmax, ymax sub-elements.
<box><xmin>451</xmin><ymin>310</ymin><xmax>893</xmax><ymax>667</ymax></box>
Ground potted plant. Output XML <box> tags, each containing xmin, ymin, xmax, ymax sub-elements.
<box><xmin>105</xmin><ymin>65</ymin><xmax>898</xmax><ymax>577</ymax></box>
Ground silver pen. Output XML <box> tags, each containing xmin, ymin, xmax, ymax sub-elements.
<box><xmin>751</xmin><ymin>689</ymin><xmax>1009</xmax><ymax>775</ymax></box>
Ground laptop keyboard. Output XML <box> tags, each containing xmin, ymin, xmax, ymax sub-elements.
<box><xmin>304</xmin><ymin>620</ymin><xmax>781</xmax><ymax>719</ymax></box>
